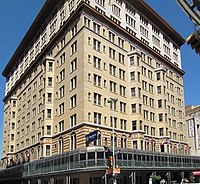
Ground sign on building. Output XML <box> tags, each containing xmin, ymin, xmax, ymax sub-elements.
<box><xmin>188</xmin><ymin>119</ymin><xmax>195</xmax><ymax>138</ymax></box>
<box><xmin>86</xmin><ymin>130</ymin><xmax>98</xmax><ymax>144</ymax></box>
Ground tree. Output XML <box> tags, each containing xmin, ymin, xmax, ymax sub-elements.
<box><xmin>150</xmin><ymin>174</ymin><xmax>161</xmax><ymax>184</ymax></box>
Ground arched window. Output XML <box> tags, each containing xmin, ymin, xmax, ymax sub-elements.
<box><xmin>71</xmin><ymin>132</ymin><xmax>76</xmax><ymax>150</ymax></box>
<box><xmin>26</xmin><ymin>151</ymin><xmax>30</xmax><ymax>162</ymax></box>
<box><xmin>146</xmin><ymin>141</ymin><xmax>149</xmax><ymax>151</ymax></box>
<box><xmin>169</xmin><ymin>144</ymin><xmax>172</xmax><ymax>154</ymax></box>
<box><xmin>174</xmin><ymin>145</ymin><xmax>177</xmax><ymax>154</ymax></box>
<box><xmin>111</xmin><ymin>134</ymin><xmax>117</xmax><ymax>147</ymax></box>
<box><xmin>94</xmin><ymin>131</ymin><xmax>102</xmax><ymax>146</ymax></box>
<box><xmin>121</xmin><ymin>136</ymin><xmax>127</xmax><ymax>148</ymax></box>
<box><xmin>144</xmin><ymin>139</ymin><xmax>149</xmax><ymax>151</ymax></box>
<box><xmin>37</xmin><ymin>146</ymin><xmax>40</xmax><ymax>159</ymax></box>
<box><xmin>58</xmin><ymin>137</ymin><xmax>64</xmax><ymax>153</ymax></box>
<box><xmin>31</xmin><ymin>148</ymin><xmax>34</xmax><ymax>161</ymax></box>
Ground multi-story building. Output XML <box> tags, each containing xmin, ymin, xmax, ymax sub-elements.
<box><xmin>185</xmin><ymin>105</ymin><xmax>200</xmax><ymax>156</ymax></box>
<box><xmin>1</xmin><ymin>0</ymin><xmax>187</xmax><ymax>179</ymax></box>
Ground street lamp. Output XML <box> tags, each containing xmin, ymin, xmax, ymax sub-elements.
<box><xmin>107</xmin><ymin>98</ymin><xmax>118</xmax><ymax>184</ymax></box>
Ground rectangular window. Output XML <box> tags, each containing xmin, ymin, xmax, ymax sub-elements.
<box><xmin>131</xmin><ymin>104</ymin><xmax>136</xmax><ymax>113</ymax></box>
<box><xmin>60</xmin><ymin>69</ymin><xmax>65</xmax><ymax>81</ymax></box>
<box><xmin>94</xmin><ymin>112</ymin><xmax>102</xmax><ymax>124</ymax></box>
<box><xmin>110</xmin><ymin>81</ymin><xmax>117</xmax><ymax>93</ymax></box>
<box><xmin>157</xmin><ymin>86</ymin><xmax>161</xmax><ymax>94</ymax></box>
<box><xmin>46</xmin><ymin>145</ymin><xmax>51</xmax><ymax>156</ymax></box>
<box><xmin>48</xmin><ymin>77</ymin><xmax>53</xmax><ymax>86</ymax></box>
<box><xmin>126</xmin><ymin>14</ymin><xmax>136</xmax><ymax>28</ymax></box>
<box><xmin>109</xmin><ymin>47</ymin><xmax>116</xmax><ymax>59</ymax></box>
<box><xmin>110</xmin><ymin>116</ymin><xmax>117</xmax><ymax>128</ymax></box>
<box><xmin>119</xmin><ymin>85</ymin><xmax>126</xmax><ymax>96</ymax></box>
<box><xmin>60</xmin><ymin>52</ymin><xmax>65</xmax><ymax>65</ymax></box>
<box><xmin>119</xmin><ymin>69</ymin><xmax>125</xmax><ymax>80</ymax></box>
<box><xmin>132</xmin><ymin>121</ymin><xmax>137</xmax><ymax>130</ymax></box>
<box><xmin>130</xmin><ymin>72</ymin><xmax>135</xmax><ymax>81</ymax></box>
<box><xmin>159</xmin><ymin>113</ymin><xmax>163</xmax><ymax>122</ymax></box>
<box><xmin>31</xmin><ymin>136</ymin><xmax>35</xmax><ymax>144</ymax></box>
<box><xmin>71</xmin><ymin>24</ymin><xmax>77</xmax><ymax>36</ymax></box>
<box><xmin>94</xmin><ymin>93</ymin><xmax>102</xmax><ymax>105</ymax></box>
<box><xmin>71</xmin><ymin>41</ymin><xmax>77</xmax><ymax>54</ymax></box>
<box><xmin>12</xmin><ymin>111</ymin><xmax>16</xmax><ymax>118</ymax></box>
<box><xmin>47</xmin><ymin>109</ymin><xmax>52</xmax><ymax>119</ymax></box>
<box><xmin>70</xmin><ymin>76</ymin><xmax>77</xmax><ymax>90</ymax></box>
<box><xmin>93</xmin><ymin>56</ymin><xmax>101</xmax><ymax>69</ymax></box>
<box><xmin>11</xmin><ymin>134</ymin><xmax>15</xmax><ymax>141</ymax></box>
<box><xmin>59</xmin><ymin>85</ymin><xmax>65</xmax><ymax>98</ymax></box>
<box><xmin>112</xmin><ymin>4</ymin><xmax>121</xmax><ymax>17</ymax></box>
<box><xmin>120</xmin><ymin>102</ymin><xmax>126</xmax><ymax>113</ymax></box>
<box><xmin>59</xmin><ymin>120</ymin><xmax>64</xmax><ymax>132</ymax></box>
<box><xmin>47</xmin><ymin>93</ymin><xmax>52</xmax><ymax>103</ymax></box>
<box><xmin>70</xmin><ymin>114</ymin><xmax>76</xmax><ymax>127</ymax></box>
<box><xmin>59</xmin><ymin>102</ymin><xmax>65</xmax><ymax>115</ymax></box>
<box><xmin>32</xmin><ymin>122</ymin><xmax>35</xmax><ymax>131</ymax></box>
<box><xmin>48</xmin><ymin>62</ymin><xmax>53</xmax><ymax>71</ymax></box>
<box><xmin>120</xmin><ymin>119</ymin><xmax>127</xmax><ymax>130</ymax></box>
<box><xmin>109</xmin><ymin>64</ymin><xmax>116</xmax><ymax>76</ymax></box>
<box><xmin>11</xmin><ymin>123</ymin><xmax>15</xmax><ymax>129</ymax></box>
<box><xmin>159</xmin><ymin>128</ymin><xmax>164</xmax><ymax>136</ymax></box>
<box><xmin>93</xmin><ymin>22</ymin><xmax>100</xmax><ymax>34</ymax></box>
<box><xmin>70</xmin><ymin>58</ymin><xmax>77</xmax><ymax>73</ymax></box>
<box><xmin>109</xmin><ymin>31</ymin><xmax>115</xmax><ymax>43</ymax></box>
<box><xmin>47</xmin><ymin>125</ymin><xmax>51</xmax><ymax>135</ymax></box>
<box><xmin>84</xmin><ymin>17</ymin><xmax>90</xmax><ymax>28</ymax></box>
<box><xmin>118</xmin><ymin>37</ymin><xmax>124</xmax><ymax>48</ymax></box>
<box><xmin>93</xmin><ymin>38</ymin><xmax>101</xmax><ymax>51</ymax></box>
<box><xmin>158</xmin><ymin>99</ymin><xmax>162</xmax><ymax>108</ymax></box>
<box><xmin>156</xmin><ymin>72</ymin><xmax>161</xmax><ymax>80</ymax></box>
<box><xmin>12</xmin><ymin>100</ymin><xmax>16</xmax><ymax>107</ymax></box>
<box><xmin>70</xmin><ymin>95</ymin><xmax>77</xmax><ymax>108</ymax></box>
<box><xmin>94</xmin><ymin>74</ymin><xmax>101</xmax><ymax>87</ymax></box>
<box><xmin>32</xmin><ymin>108</ymin><xmax>36</xmax><ymax>117</ymax></box>
<box><xmin>130</xmin><ymin>56</ymin><xmax>134</xmax><ymax>66</ymax></box>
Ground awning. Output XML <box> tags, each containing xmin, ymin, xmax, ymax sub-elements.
<box><xmin>193</xmin><ymin>171</ymin><xmax>200</xmax><ymax>176</ymax></box>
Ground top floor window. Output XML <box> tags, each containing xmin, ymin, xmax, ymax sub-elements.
<box><xmin>140</xmin><ymin>15</ymin><xmax>148</xmax><ymax>27</ymax></box>
<box><xmin>93</xmin><ymin>22</ymin><xmax>100</xmax><ymax>34</ymax></box>
<box><xmin>112</xmin><ymin>4</ymin><xmax>121</xmax><ymax>17</ymax></box>
<box><xmin>95</xmin><ymin>0</ymin><xmax>105</xmax><ymax>7</ymax></box>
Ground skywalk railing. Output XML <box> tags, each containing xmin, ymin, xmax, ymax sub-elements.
<box><xmin>22</xmin><ymin>147</ymin><xmax>200</xmax><ymax>177</ymax></box>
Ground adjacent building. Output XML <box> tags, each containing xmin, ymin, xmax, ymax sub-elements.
<box><xmin>185</xmin><ymin>105</ymin><xmax>200</xmax><ymax>156</ymax></box>
<box><xmin>1</xmin><ymin>0</ymin><xmax>187</xmax><ymax>170</ymax></box>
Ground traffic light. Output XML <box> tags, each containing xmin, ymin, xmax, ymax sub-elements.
<box><xmin>186</xmin><ymin>30</ymin><xmax>200</xmax><ymax>54</ymax></box>
<box><xmin>108</xmin><ymin>156</ymin><xmax>113</xmax><ymax>168</ymax></box>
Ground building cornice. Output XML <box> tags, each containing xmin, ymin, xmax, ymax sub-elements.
<box><xmin>3</xmin><ymin>0</ymin><xmax>185</xmax><ymax>78</ymax></box>
<box><xmin>2</xmin><ymin>0</ymin><xmax>64</xmax><ymax>77</ymax></box>
<box><xmin>81</xmin><ymin>2</ymin><xmax>185</xmax><ymax>75</ymax></box>
<box><xmin>3</xmin><ymin>2</ymin><xmax>186</xmax><ymax>102</ymax></box>
<box><xmin>131</xmin><ymin>0</ymin><xmax>185</xmax><ymax>46</ymax></box>
<box><xmin>3</xmin><ymin>1</ymin><xmax>83</xmax><ymax>102</ymax></box>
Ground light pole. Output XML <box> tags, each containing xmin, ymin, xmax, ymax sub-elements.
<box><xmin>108</xmin><ymin>98</ymin><xmax>118</xmax><ymax>184</ymax></box>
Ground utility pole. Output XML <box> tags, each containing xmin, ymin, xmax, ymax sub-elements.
<box><xmin>107</xmin><ymin>98</ymin><xmax>118</xmax><ymax>184</ymax></box>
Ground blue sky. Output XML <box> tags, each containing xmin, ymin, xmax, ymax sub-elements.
<box><xmin>0</xmin><ymin>1</ymin><xmax>199</xmax><ymax>157</ymax></box>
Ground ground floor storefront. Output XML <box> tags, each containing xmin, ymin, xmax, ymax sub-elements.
<box><xmin>3</xmin><ymin>170</ymin><xmax>195</xmax><ymax>184</ymax></box>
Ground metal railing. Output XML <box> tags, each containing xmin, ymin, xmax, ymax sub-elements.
<box><xmin>22</xmin><ymin>147</ymin><xmax>200</xmax><ymax>177</ymax></box>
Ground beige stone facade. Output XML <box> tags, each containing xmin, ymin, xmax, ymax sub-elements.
<box><xmin>1</xmin><ymin>0</ymin><xmax>187</xmax><ymax>168</ymax></box>
<box><xmin>185</xmin><ymin>105</ymin><xmax>200</xmax><ymax>156</ymax></box>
